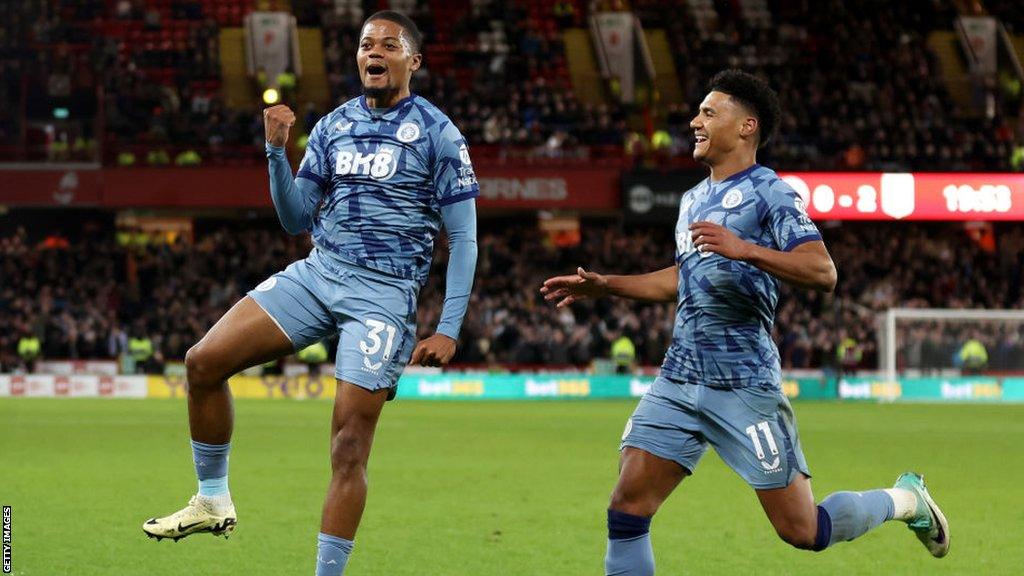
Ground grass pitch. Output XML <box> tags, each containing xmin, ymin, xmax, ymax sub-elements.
<box><xmin>2</xmin><ymin>398</ymin><xmax>1022</xmax><ymax>575</ymax></box>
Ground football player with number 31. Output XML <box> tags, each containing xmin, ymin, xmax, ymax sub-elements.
<box><xmin>143</xmin><ymin>11</ymin><xmax>478</xmax><ymax>576</ymax></box>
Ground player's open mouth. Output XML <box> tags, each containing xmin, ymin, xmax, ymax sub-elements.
<box><xmin>695</xmin><ymin>134</ymin><xmax>708</xmax><ymax>144</ymax></box>
<box><xmin>366</xmin><ymin>64</ymin><xmax>387</xmax><ymax>78</ymax></box>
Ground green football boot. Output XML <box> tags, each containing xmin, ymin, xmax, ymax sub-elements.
<box><xmin>894</xmin><ymin>472</ymin><xmax>949</xmax><ymax>558</ymax></box>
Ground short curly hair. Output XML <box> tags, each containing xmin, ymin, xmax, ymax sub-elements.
<box><xmin>364</xmin><ymin>10</ymin><xmax>423</xmax><ymax>53</ymax></box>
<box><xmin>707</xmin><ymin>70</ymin><xmax>781</xmax><ymax>148</ymax></box>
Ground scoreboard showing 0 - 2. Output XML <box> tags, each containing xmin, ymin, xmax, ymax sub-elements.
<box><xmin>779</xmin><ymin>172</ymin><xmax>1024</xmax><ymax>221</ymax></box>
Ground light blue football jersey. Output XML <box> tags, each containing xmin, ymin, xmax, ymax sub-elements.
<box><xmin>296</xmin><ymin>94</ymin><xmax>479</xmax><ymax>283</ymax></box>
<box><xmin>661</xmin><ymin>164</ymin><xmax>822</xmax><ymax>388</ymax></box>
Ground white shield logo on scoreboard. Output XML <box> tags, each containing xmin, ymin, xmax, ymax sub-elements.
<box><xmin>879</xmin><ymin>173</ymin><xmax>916</xmax><ymax>219</ymax></box>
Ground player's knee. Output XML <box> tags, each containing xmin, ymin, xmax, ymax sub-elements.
<box><xmin>775</xmin><ymin>520</ymin><xmax>817</xmax><ymax>550</ymax></box>
<box><xmin>184</xmin><ymin>344</ymin><xmax>222</xmax><ymax>388</ymax></box>
<box><xmin>609</xmin><ymin>486</ymin><xmax>659</xmax><ymax>517</ymax></box>
<box><xmin>330</xmin><ymin>426</ymin><xmax>371</xmax><ymax>478</ymax></box>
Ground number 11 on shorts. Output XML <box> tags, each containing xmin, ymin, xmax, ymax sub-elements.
<box><xmin>745</xmin><ymin>421</ymin><xmax>781</xmax><ymax>470</ymax></box>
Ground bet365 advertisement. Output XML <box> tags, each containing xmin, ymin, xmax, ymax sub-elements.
<box><xmin>3</xmin><ymin>373</ymin><xmax>1024</xmax><ymax>402</ymax></box>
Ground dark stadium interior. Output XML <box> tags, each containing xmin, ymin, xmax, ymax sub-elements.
<box><xmin>2</xmin><ymin>0</ymin><xmax>1023</xmax><ymax>376</ymax></box>
<box><xmin>3</xmin><ymin>0</ymin><xmax>1021</xmax><ymax>169</ymax></box>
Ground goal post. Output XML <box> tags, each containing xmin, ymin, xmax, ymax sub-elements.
<box><xmin>878</xmin><ymin>308</ymin><xmax>1024</xmax><ymax>382</ymax></box>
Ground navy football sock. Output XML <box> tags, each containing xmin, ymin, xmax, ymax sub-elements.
<box><xmin>605</xmin><ymin>509</ymin><xmax>655</xmax><ymax>576</ymax></box>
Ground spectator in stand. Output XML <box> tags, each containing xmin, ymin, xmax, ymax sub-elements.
<box><xmin>17</xmin><ymin>327</ymin><xmax>42</xmax><ymax>373</ymax></box>
<box><xmin>957</xmin><ymin>332</ymin><xmax>989</xmax><ymax>375</ymax></box>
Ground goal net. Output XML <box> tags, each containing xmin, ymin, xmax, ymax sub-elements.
<box><xmin>877</xmin><ymin>308</ymin><xmax>1024</xmax><ymax>381</ymax></box>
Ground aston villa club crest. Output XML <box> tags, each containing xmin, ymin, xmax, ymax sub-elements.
<box><xmin>397</xmin><ymin>122</ymin><xmax>420</xmax><ymax>143</ymax></box>
<box><xmin>722</xmin><ymin>188</ymin><xmax>743</xmax><ymax>209</ymax></box>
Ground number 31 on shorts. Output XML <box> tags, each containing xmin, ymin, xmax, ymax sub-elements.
<box><xmin>359</xmin><ymin>319</ymin><xmax>397</xmax><ymax>371</ymax></box>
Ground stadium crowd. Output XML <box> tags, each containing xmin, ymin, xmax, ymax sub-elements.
<box><xmin>635</xmin><ymin>0</ymin><xmax>1021</xmax><ymax>171</ymax></box>
<box><xmin>5</xmin><ymin>0</ymin><xmax>1021</xmax><ymax>169</ymax></box>
<box><xmin>3</xmin><ymin>220</ymin><xmax>1023</xmax><ymax>374</ymax></box>
<box><xmin>3</xmin><ymin>1</ymin><xmax>1023</xmax><ymax>374</ymax></box>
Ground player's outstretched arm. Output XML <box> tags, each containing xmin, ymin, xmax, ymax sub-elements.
<box><xmin>541</xmin><ymin>265</ymin><xmax>677</xmax><ymax>307</ymax></box>
<box><xmin>689</xmin><ymin>221</ymin><xmax>837</xmax><ymax>292</ymax></box>
<box><xmin>263</xmin><ymin>105</ymin><xmax>323</xmax><ymax>235</ymax></box>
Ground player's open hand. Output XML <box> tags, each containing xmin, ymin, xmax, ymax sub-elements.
<box><xmin>410</xmin><ymin>333</ymin><xmax>457</xmax><ymax>367</ymax></box>
<box><xmin>263</xmin><ymin>105</ymin><xmax>296</xmax><ymax>147</ymax></box>
<box><xmin>690</xmin><ymin>221</ymin><xmax>753</xmax><ymax>261</ymax></box>
<box><xmin>540</xmin><ymin>267</ymin><xmax>609</xmax><ymax>308</ymax></box>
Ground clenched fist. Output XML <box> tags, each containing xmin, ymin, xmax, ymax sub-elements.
<box><xmin>263</xmin><ymin>105</ymin><xmax>296</xmax><ymax>147</ymax></box>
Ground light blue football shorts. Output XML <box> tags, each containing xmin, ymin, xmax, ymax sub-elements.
<box><xmin>621</xmin><ymin>376</ymin><xmax>811</xmax><ymax>489</ymax></box>
<box><xmin>247</xmin><ymin>247</ymin><xmax>419</xmax><ymax>392</ymax></box>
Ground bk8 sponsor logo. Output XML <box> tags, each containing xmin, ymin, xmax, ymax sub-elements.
<box><xmin>335</xmin><ymin>147</ymin><xmax>399</xmax><ymax>181</ymax></box>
